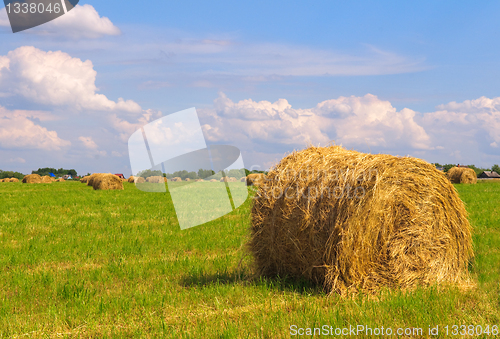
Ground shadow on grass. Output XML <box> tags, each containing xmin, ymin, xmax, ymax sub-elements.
<box><xmin>180</xmin><ymin>269</ymin><xmax>326</xmax><ymax>295</ymax></box>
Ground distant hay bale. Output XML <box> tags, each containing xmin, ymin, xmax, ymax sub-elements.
<box><xmin>210</xmin><ymin>179</ymin><xmax>218</xmax><ymax>182</ymax></box>
<box><xmin>22</xmin><ymin>174</ymin><xmax>42</xmax><ymax>184</ymax></box>
<box><xmin>41</xmin><ymin>176</ymin><xmax>54</xmax><ymax>183</ymax></box>
<box><xmin>55</xmin><ymin>178</ymin><xmax>65</xmax><ymax>182</ymax></box>
<box><xmin>447</xmin><ymin>167</ymin><xmax>477</xmax><ymax>184</ymax></box>
<box><xmin>87</xmin><ymin>173</ymin><xmax>105</xmax><ymax>186</ymax></box>
<box><xmin>249</xmin><ymin>146</ymin><xmax>473</xmax><ymax>295</ymax></box>
<box><xmin>146</xmin><ymin>176</ymin><xmax>164</xmax><ymax>183</ymax></box>
<box><xmin>171</xmin><ymin>177</ymin><xmax>182</xmax><ymax>182</ymax></box>
<box><xmin>240</xmin><ymin>177</ymin><xmax>247</xmax><ymax>182</ymax></box>
<box><xmin>127</xmin><ymin>176</ymin><xmax>135</xmax><ymax>183</ymax></box>
<box><xmin>220</xmin><ymin>176</ymin><xmax>237</xmax><ymax>182</ymax></box>
<box><xmin>135</xmin><ymin>177</ymin><xmax>146</xmax><ymax>184</ymax></box>
<box><xmin>92</xmin><ymin>174</ymin><xmax>124</xmax><ymax>190</ymax></box>
<box><xmin>195</xmin><ymin>179</ymin><xmax>205</xmax><ymax>182</ymax></box>
<box><xmin>246</xmin><ymin>173</ymin><xmax>266</xmax><ymax>186</ymax></box>
<box><xmin>185</xmin><ymin>178</ymin><xmax>191</xmax><ymax>182</ymax></box>
<box><xmin>10</xmin><ymin>178</ymin><xmax>19</xmax><ymax>182</ymax></box>
<box><xmin>80</xmin><ymin>176</ymin><xmax>91</xmax><ymax>183</ymax></box>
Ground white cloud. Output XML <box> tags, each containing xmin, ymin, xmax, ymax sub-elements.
<box><xmin>203</xmin><ymin>92</ymin><xmax>431</xmax><ymax>151</ymax></box>
<box><xmin>79</xmin><ymin>136</ymin><xmax>98</xmax><ymax>150</ymax></box>
<box><xmin>0</xmin><ymin>106</ymin><xmax>70</xmax><ymax>151</ymax></box>
<box><xmin>422</xmin><ymin>96</ymin><xmax>500</xmax><ymax>147</ymax></box>
<box><xmin>6</xmin><ymin>157</ymin><xmax>26</xmax><ymax>163</ymax></box>
<box><xmin>0</xmin><ymin>5</ymin><xmax>120</xmax><ymax>39</ymax></box>
<box><xmin>0</xmin><ymin>46</ymin><xmax>141</xmax><ymax>113</ymax></box>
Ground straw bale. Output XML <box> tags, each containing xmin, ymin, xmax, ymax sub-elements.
<box><xmin>135</xmin><ymin>177</ymin><xmax>146</xmax><ymax>184</ymax></box>
<box><xmin>55</xmin><ymin>178</ymin><xmax>65</xmax><ymax>182</ymax></box>
<box><xmin>22</xmin><ymin>174</ymin><xmax>42</xmax><ymax>184</ymax></box>
<box><xmin>249</xmin><ymin>146</ymin><xmax>473</xmax><ymax>295</ymax></box>
<box><xmin>170</xmin><ymin>177</ymin><xmax>182</xmax><ymax>182</ymax></box>
<box><xmin>87</xmin><ymin>173</ymin><xmax>107</xmax><ymax>186</ymax></box>
<box><xmin>80</xmin><ymin>176</ymin><xmax>91</xmax><ymax>183</ymax></box>
<box><xmin>10</xmin><ymin>178</ymin><xmax>19</xmax><ymax>182</ymax></box>
<box><xmin>185</xmin><ymin>178</ymin><xmax>191</xmax><ymax>181</ymax></box>
<box><xmin>127</xmin><ymin>176</ymin><xmax>135</xmax><ymax>183</ymax></box>
<box><xmin>447</xmin><ymin>167</ymin><xmax>477</xmax><ymax>184</ymax></box>
<box><xmin>210</xmin><ymin>179</ymin><xmax>218</xmax><ymax>182</ymax></box>
<box><xmin>41</xmin><ymin>176</ymin><xmax>54</xmax><ymax>183</ymax></box>
<box><xmin>146</xmin><ymin>176</ymin><xmax>164</xmax><ymax>183</ymax></box>
<box><xmin>92</xmin><ymin>174</ymin><xmax>124</xmax><ymax>190</ymax></box>
<box><xmin>240</xmin><ymin>177</ymin><xmax>247</xmax><ymax>182</ymax></box>
<box><xmin>195</xmin><ymin>179</ymin><xmax>205</xmax><ymax>182</ymax></box>
<box><xmin>246</xmin><ymin>173</ymin><xmax>266</xmax><ymax>186</ymax></box>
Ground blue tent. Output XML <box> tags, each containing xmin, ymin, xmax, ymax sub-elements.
<box><xmin>49</xmin><ymin>173</ymin><xmax>56</xmax><ymax>177</ymax></box>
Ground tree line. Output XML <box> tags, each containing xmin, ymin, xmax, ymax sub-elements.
<box><xmin>136</xmin><ymin>168</ymin><xmax>266</xmax><ymax>180</ymax></box>
<box><xmin>31</xmin><ymin>168</ymin><xmax>78</xmax><ymax>178</ymax></box>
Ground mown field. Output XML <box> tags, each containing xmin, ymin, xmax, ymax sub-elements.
<box><xmin>0</xmin><ymin>181</ymin><xmax>498</xmax><ymax>338</ymax></box>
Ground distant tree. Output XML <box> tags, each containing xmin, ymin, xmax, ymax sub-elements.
<box><xmin>492</xmin><ymin>164</ymin><xmax>500</xmax><ymax>175</ymax></box>
<box><xmin>467</xmin><ymin>165</ymin><xmax>487</xmax><ymax>176</ymax></box>
<box><xmin>137</xmin><ymin>169</ymin><xmax>163</xmax><ymax>178</ymax></box>
<box><xmin>198</xmin><ymin>168</ymin><xmax>215</xmax><ymax>179</ymax></box>
<box><xmin>0</xmin><ymin>171</ymin><xmax>24</xmax><ymax>180</ymax></box>
<box><xmin>227</xmin><ymin>168</ymin><xmax>246</xmax><ymax>179</ymax></box>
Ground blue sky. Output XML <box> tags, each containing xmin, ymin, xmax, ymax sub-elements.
<box><xmin>0</xmin><ymin>1</ymin><xmax>499</xmax><ymax>175</ymax></box>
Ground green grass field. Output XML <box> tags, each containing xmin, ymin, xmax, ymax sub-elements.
<box><xmin>0</xmin><ymin>181</ymin><xmax>498</xmax><ymax>338</ymax></box>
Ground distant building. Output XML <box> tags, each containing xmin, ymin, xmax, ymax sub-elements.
<box><xmin>62</xmin><ymin>174</ymin><xmax>72</xmax><ymax>180</ymax></box>
<box><xmin>115</xmin><ymin>174</ymin><xmax>125</xmax><ymax>179</ymax></box>
<box><xmin>479</xmin><ymin>171</ymin><xmax>500</xmax><ymax>179</ymax></box>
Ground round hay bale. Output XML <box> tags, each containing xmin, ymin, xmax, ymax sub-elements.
<box><xmin>171</xmin><ymin>177</ymin><xmax>182</xmax><ymax>182</ymax></box>
<box><xmin>127</xmin><ymin>176</ymin><xmax>135</xmax><ymax>183</ymax></box>
<box><xmin>185</xmin><ymin>178</ymin><xmax>191</xmax><ymax>182</ymax></box>
<box><xmin>246</xmin><ymin>173</ymin><xmax>266</xmax><ymax>186</ymax></box>
<box><xmin>10</xmin><ymin>178</ymin><xmax>19</xmax><ymax>182</ymax></box>
<box><xmin>146</xmin><ymin>176</ymin><xmax>164</xmax><ymax>183</ymax></box>
<box><xmin>55</xmin><ymin>178</ymin><xmax>65</xmax><ymax>182</ymax></box>
<box><xmin>22</xmin><ymin>174</ymin><xmax>42</xmax><ymax>184</ymax></box>
<box><xmin>87</xmin><ymin>173</ymin><xmax>107</xmax><ymax>187</ymax></box>
<box><xmin>195</xmin><ymin>179</ymin><xmax>205</xmax><ymax>182</ymax></box>
<box><xmin>447</xmin><ymin>167</ymin><xmax>477</xmax><ymax>184</ymax></box>
<box><xmin>249</xmin><ymin>146</ymin><xmax>473</xmax><ymax>294</ymax></box>
<box><xmin>92</xmin><ymin>174</ymin><xmax>124</xmax><ymax>190</ymax></box>
<box><xmin>0</xmin><ymin>178</ymin><xmax>6</xmax><ymax>182</ymax></box>
<box><xmin>41</xmin><ymin>176</ymin><xmax>54</xmax><ymax>183</ymax></box>
<box><xmin>80</xmin><ymin>176</ymin><xmax>91</xmax><ymax>183</ymax></box>
<box><xmin>240</xmin><ymin>177</ymin><xmax>247</xmax><ymax>182</ymax></box>
<box><xmin>135</xmin><ymin>177</ymin><xmax>146</xmax><ymax>184</ymax></box>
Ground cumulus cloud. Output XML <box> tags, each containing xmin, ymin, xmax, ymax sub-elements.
<box><xmin>0</xmin><ymin>5</ymin><xmax>120</xmax><ymax>39</ymax></box>
<box><xmin>203</xmin><ymin>93</ymin><xmax>432</xmax><ymax>151</ymax></box>
<box><xmin>421</xmin><ymin>96</ymin><xmax>500</xmax><ymax>155</ymax></box>
<box><xmin>79</xmin><ymin>136</ymin><xmax>98</xmax><ymax>150</ymax></box>
<box><xmin>0</xmin><ymin>106</ymin><xmax>70</xmax><ymax>151</ymax></box>
<box><xmin>0</xmin><ymin>46</ymin><xmax>141</xmax><ymax>113</ymax></box>
<box><xmin>109</xmin><ymin>109</ymin><xmax>163</xmax><ymax>142</ymax></box>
